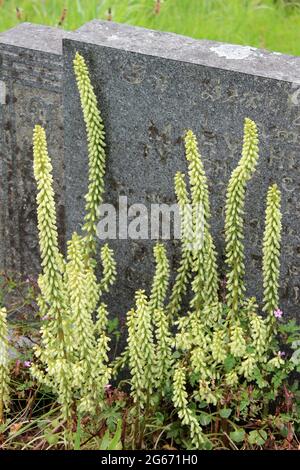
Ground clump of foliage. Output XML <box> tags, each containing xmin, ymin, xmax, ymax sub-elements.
<box><xmin>30</xmin><ymin>53</ymin><xmax>116</xmax><ymax>428</ymax></box>
<box><xmin>0</xmin><ymin>307</ymin><xmax>10</xmax><ymax>423</ymax></box>
<box><xmin>1</xmin><ymin>53</ymin><xmax>300</xmax><ymax>451</ymax></box>
<box><xmin>224</xmin><ymin>118</ymin><xmax>259</xmax><ymax>316</ymax></box>
<box><xmin>115</xmin><ymin>118</ymin><xmax>299</xmax><ymax>449</ymax></box>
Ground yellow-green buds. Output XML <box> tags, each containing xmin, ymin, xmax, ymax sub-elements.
<box><xmin>33</xmin><ymin>125</ymin><xmax>63</xmax><ymax>301</ymax></box>
<box><xmin>239</xmin><ymin>354</ymin><xmax>256</xmax><ymax>380</ymax></box>
<box><xmin>229</xmin><ymin>322</ymin><xmax>246</xmax><ymax>357</ymax></box>
<box><xmin>0</xmin><ymin>308</ymin><xmax>10</xmax><ymax>422</ymax></box>
<box><xmin>99</xmin><ymin>244</ymin><xmax>117</xmax><ymax>295</ymax></box>
<box><xmin>212</xmin><ymin>329</ymin><xmax>227</xmax><ymax>363</ymax></box>
<box><xmin>168</xmin><ymin>173</ymin><xmax>193</xmax><ymax>317</ymax></box>
<box><xmin>262</xmin><ymin>184</ymin><xmax>282</xmax><ymax>323</ymax></box>
<box><xmin>135</xmin><ymin>290</ymin><xmax>155</xmax><ymax>399</ymax></box>
<box><xmin>185</xmin><ymin>130</ymin><xmax>219</xmax><ymax>311</ymax></box>
<box><xmin>73</xmin><ymin>52</ymin><xmax>107</xmax><ymax>255</ymax></box>
<box><xmin>127</xmin><ymin>291</ymin><xmax>155</xmax><ymax>408</ymax></box>
<box><xmin>173</xmin><ymin>364</ymin><xmax>205</xmax><ymax>448</ymax></box>
<box><xmin>225</xmin><ymin>118</ymin><xmax>259</xmax><ymax>316</ymax></box>
<box><xmin>185</xmin><ymin>130</ymin><xmax>210</xmax><ymax>220</ymax></box>
<box><xmin>154</xmin><ymin>308</ymin><xmax>173</xmax><ymax>391</ymax></box>
<box><xmin>250</xmin><ymin>312</ymin><xmax>268</xmax><ymax>359</ymax></box>
<box><xmin>149</xmin><ymin>243</ymin><xmax>170</xmax><ymax>314</ymax></box>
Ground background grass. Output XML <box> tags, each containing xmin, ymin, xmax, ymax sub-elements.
<box><xmin>0</xmin><ymin>1</ymin><xmax>300</xmax><ymax>55</ymax></box>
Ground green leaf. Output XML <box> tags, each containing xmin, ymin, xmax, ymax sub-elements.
<box><xmin>253</xmin><ymin>368</ymin><xmax>268</xmax><ymax>388</ymax></box>
<box><xmin>173</xmin><ymin>351</ymin><xmax>181</xmax><ymax>359</ymax></box>
<box><xmin>203</xmin><ymin>439</ymin><xmax>213</xmax><ymax>450</ymax></box>
<box><xmin>99</xmin><ymin>430</ymin><xmax>111</xmax><ymax>450</ymax></box>
<box><xmin>197</xmin><ymin>401</ymin><xmax>208</xmax><ymax>409</ymax></box>
<box><xmin>291</xmin><ymin>347</ymin><xmax>300</xmax><ymax>366</ymax></box>
<box><xmin>220</xmin><ymin>408</ymin><xmax>232</xmax><ymax>419</ymax></box>
<box><xmin>199</xmin><ymin>413</ymin><xmax>212</xmax><ymax>426</ymax></box>
<box><xmin>154</xmin><ymin>412</ymin><xmax>165</xmax><ymax>425</ymax></box>
<box><xmin>107</xmin><ymin>317</ymin><xmax>119</xmax><ymax>334</ymax></box>
<box><xmin>230</xmin><ymin>428</ymin><xmax>245</xmax><ymax>443</ymax></box>
<box><xmin>45</xmin><ymin>432</ymin><xmax>59</xmax><ymax>446</ymax></box>
<box><xmin>224</xmin><ymin>355</ymin><xmax>236</xmax><ymax>372</ymax></box>
<box><xmin>239</xmin><ymin>400</ymin><xmax>249</xmax><ymax>412</ymax></box>
<box><xmin>99</xmin><ymin>420</ymin><xmax>122</xmax><ymax>450</ymax></box>
<box><xmin>107</xmin><ymin>419</ymin><xmax>122</xmax><ymax>450</ymax></box>
<box><xmin>248</xmin><ymin>429</ymin><xmax>267</xmax><ymax>446</ymax></box>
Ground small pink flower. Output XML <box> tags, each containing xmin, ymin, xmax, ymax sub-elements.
<box><xmin>104</xmin><ymin>384</ymin><xmax>112</xmax><ymax>392</ymax></box>
<box><xmin>23</xmin><ymin>360</ymin><xmax>31</xmax><ymax>368</ymax></box>
<box><xmin>274</xmin><ymin>309</ymin><xmax>283</xmax><ymax>319</ymax></box>
<box><xmin>278</xmin><ymin>351</ymin><xmax>286</xmax><ymax>358</ymax></box>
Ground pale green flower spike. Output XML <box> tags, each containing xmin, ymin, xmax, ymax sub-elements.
<box><xmin>0</xmin><ymin>308</ymin><xmax>10</xmax><ymax>422</ymax></box>
<box><xmin>154</xmin><ymin>308</ymin><xmax>173</xmax><ymax>392</ymax></box>
<box><xmin>149</xmin><ymin>244</ymin><xmax>173</xmax><ymax>390</ymax></box>
<box><xmin>33</xmin><ymin>125</ymin><xmax>64</xmax><ymax>305</ymax></box>
<box><xmin>128</xmin><ymin>291</ymin><xmax>155</xmax><ymax>408</ymax></box>
<box><xmin>250</xmin><ymin>312</ymin><xmax>268</xmax><ymax>359</ymax></box>
<box><xmin>262</xmin><ymin>184</ymin><xmax>282</xmax><ymax>325</ymax></box>
<box><xmin>196</xmin><ymin>379</ymin><xmax>218</xmax><ymax>406</ymax></box>
<box><xmin>99</xmin><ymin>244</ymin><xmax>117</xmax><ymax>295</ymax></box>
<box><xmin>127</xmin><ymin>308</ymin><xmax>144</xmax><ymax>405</ymax></box>
<box><xmin>190</xmin><ymin>346</ymin><xmax>208</xmax><ymax>378</ymax></box>
<box><xmin>173</xmin><ymin>365</ymin><xmax>205</xmax><ymax>449</ymax></box>
<box><xmin>225</xmin><ymin>118</ymin><xmax>259</xmax><ymax>317</ymax></box>
<box><xmin>135</xmin><ymin>290</ymin><xmax>155</xmax><ymax>404</ymax></box>
<box><xmin>66</xmin><ymin>233</ymin><xmax>95</xmax><ymax>361</ymax></box>
<box><xmin>185</xmin><ymin>130</ymin><xmax>211</xmax><ymax>221</ymax></box>
<box><xmin>149</xmin><ymin>243</ymin><xmax>170</xmax><ymax>314</ymax></box>
<box><xmin>268</xmin><ymin>354</ymin><xmax>284</xmax><ymax>370</ymax></box>
<box><xmin>184</xmin><ymin>130</ymin><xmax>219</xmax><ymax>311</ymax></box>
<box><xmin>73</xmin><ymin>52</ymin><xmax>107</xmax><ymax>256</ymax></box>
<box><xmin>225</xmin><ymin>370</ymin><xmax>239</xmax><ymax>387</ymax></box>
<box><xmin>211</xmin><ymin>329</ymin><xmax>227</xmax><ymax>363</ymax></box>
<box><xmin>77</xmin><ymin>302</ymin><xmax>111</xmax><ymax>415</ymax></box>
<box><xmin>229</xmin><ymin>321</ymin><xmax>246</xmax><ymax>357</ymax></box>
<box><xmin>64</xmin><ymin>233</ymin><xmax>111</xmax><ymax>415</ymax></box>
<box><xmin>32</xmin><ymin>77</ymin><xmax>114</xmax><ymax>422</ymax></box>
<box><xmin>239</xmin><ymin>354</ymin><xmax>256</xmax><ymax>380</ymax></box>
<box><xmin>167</xmin><ymin>172</ymin><xmax>193</xmax><ymax>317</ymax></box>
<box><xmin>32</xmin><ymin>125</ymin><xmax>74</xmax><ymax>420</ymax></box>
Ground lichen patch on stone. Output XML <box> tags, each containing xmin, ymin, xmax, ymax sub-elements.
<box><xmin>210</xmin><ymin>44</ymin><xmax>256</xmax><ymax>60</ymax></box>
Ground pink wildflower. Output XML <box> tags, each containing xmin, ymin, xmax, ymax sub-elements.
<box><xmin>274</xmin><ymin>309</ymin><xmax>283</xmax><ymax>319</ymax></box>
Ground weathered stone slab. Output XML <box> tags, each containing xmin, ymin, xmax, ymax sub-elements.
<box><xmin>63</xmin><ymin>20</ymin><xmax>300</xmax><ymax>319</ymax></box>
<box><xmin>0</xmin><ymin>23</ymin><xmax>69</xmax><ymax>274</ymax></box>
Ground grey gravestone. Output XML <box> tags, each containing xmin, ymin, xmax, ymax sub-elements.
<box><xmin>63</xmin><ymin>20</ymin><xmax>300</xmax><ymax>321</ymax></box>
<box><xmin>0</xmin><ymin>23</ymin><xmax>74</xmax><ymax>274</ymax></box>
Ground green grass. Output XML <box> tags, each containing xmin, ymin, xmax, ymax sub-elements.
<box><xmin>0</xmin><ymin>1</ymin><xmax>300</xmax><ymax>56</ymax></box>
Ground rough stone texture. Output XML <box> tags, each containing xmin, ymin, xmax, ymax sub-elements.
<box><xmin>0</xmin><ymin>24</ymin><xmax>74</xmax><ymax>274</ymax></box>
<box><xmin>63</xmin><ymin>20</ymin><xmax>300</xmax><ymax>321</ymax></box>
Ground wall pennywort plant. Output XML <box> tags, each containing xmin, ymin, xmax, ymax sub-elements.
<box><xmin>1</xmin><ymin>52</ymin><xmax>300</xmax><ymax>450</ymax></box>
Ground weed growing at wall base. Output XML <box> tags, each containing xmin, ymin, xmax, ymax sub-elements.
<box><xmin>0</xmin><ymin>52</ymin><xmax>300</xmax><ymax>450</ymax></box>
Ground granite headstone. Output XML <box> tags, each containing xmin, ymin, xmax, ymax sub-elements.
<box><xmin>63</xmin><ymin>20</ymin><xmax>300</xmax><ymax>320</ymax></box>
<box><xmin>0</xmin><ymin>20</ymin><xmax>299</xmax><ymax>324</ymax></box>
<box><xmin>0</xmin><ymin>23</ymin><xmax>69</xmax><ymax>274</ymax></box>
